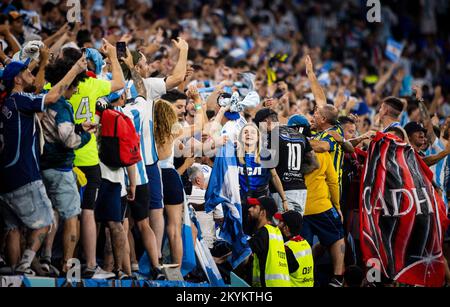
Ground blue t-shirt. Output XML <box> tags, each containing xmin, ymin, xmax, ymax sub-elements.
<box><xmin>0</xmin><ymin>92</ymin><xmax>46</xmax><ymax>193</ymax></box>
<box><xmin>237</xmin><ymin>153</ymin><xmax>272</xmax><ymax>196</ymax></box>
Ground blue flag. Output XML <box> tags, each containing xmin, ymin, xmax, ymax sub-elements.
<box><xmin>181</xmin><ymin>192</ymin><xmax>197</xmax><ymax>276</ymax></box>
<box><xmin>195</xmin><ymin>238</ymin><xmax>226</xmax><ymax>286</ymax></box>
<box><xmin>205</xmin><ymin>141</ymin><xmax>252</xmax><ymax>268</ymax></box>
<box><xmin>385</xmin><ymin>38</ymin><xmax>404</xmax><ymax>62</ymax></box>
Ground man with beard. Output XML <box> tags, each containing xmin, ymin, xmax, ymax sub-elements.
<box><xmin>0</xmin><ymin>56</ymin><xmax>87</xmax><ymax>275</ymax></box>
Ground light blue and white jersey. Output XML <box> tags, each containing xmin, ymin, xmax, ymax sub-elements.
<box><xmin>424</xmin><ymin>138</ymin><xmax>447</xmax><ymax>190</ymax></box>
<box><xmin>116</xmin><ymin>96</ymin><xmax>152</xmax><ymax>185</ymax></box>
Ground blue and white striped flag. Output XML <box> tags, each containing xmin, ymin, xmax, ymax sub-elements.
<box><xmin>195</xmin><ymin>238</ymin><xmax>225</xmax><ymax>286</ymax></box>
<box><xmin>181</xmin><ymin>192</ymin><xmax>197</xmax><ymax>276</ymax></box>
<box><xmin>205</xmin><ymin>141</ymin><xmax>252</xmax><ymax>269</ymax></box>
<box><xmin>385</xmin><ymin>38</ymin><xmax>404</xmax><ymax>62</ymax></box>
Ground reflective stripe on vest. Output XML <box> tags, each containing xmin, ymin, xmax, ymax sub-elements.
<box><xmin>286</xmin><ymin>240</ymin><xmax>314</xmax><ymax>287</ymax></box>
<box><xmin>265</xmin><ymin>274</ymin><xmax>291</xmax><ymax>282</ymax></box>
<box><xmin>252</xmin><ymin>224</ymin><xmax>291</xmax><ymax>287</ymax></box>
<box><xmin>294</xmin><ymin>249</ymin><xmax>312</xmax><ymax>258</ymax></box>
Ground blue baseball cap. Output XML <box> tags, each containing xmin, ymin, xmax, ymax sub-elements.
<box><xmin>2</xmin><ymin>58</ymin><xmax>31</xmax><ymax>88</ymax></box>
<box><xmin>287</xmin><ymin>114</ymin><xmax>312</xmax><ymax>137</ymax></box>
<box><xmin>288</xmin><ymin>114</ymin><xmax>310</xmax><ymax>127</ymax></box>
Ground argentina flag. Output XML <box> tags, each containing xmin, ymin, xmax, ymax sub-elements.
<box><xmin>195</xmin><ymin>238</ymin><xmax>225</xmax><ymax>286</ymax></box>
<box><xmin>385</xmin><ymin>38</ymin><xmax>404</xmax><ymax>62</ymax></box>
<box><xmin>205</xmin><ymin>141</ymin><xmax>252</xmax><ymax>269</ymax></box>
<box><xmin>181</xmin><ymin>192</ymin><xmax>197</xmax><ymax>276</ymax></box>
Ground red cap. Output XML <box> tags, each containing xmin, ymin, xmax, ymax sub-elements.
<box><xmin>274</xmin><ymin>212</ymin><xmax>283</xmax><ymax>221</ymax></box>
<box><xmin>247</xmin><ymin>197</ymin><xmax>261</xmax><ymax>206</ymax></box>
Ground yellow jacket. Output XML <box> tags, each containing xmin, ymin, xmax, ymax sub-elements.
<box><xmin>304</xmin><ymin>152</ymin><xmax>340</xmax><ymax>215</ymax></box>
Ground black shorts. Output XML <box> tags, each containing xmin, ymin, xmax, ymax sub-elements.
<box><xmin>78</xmin><ymin>165</ymin><xmax>102</xmax><ymax>210</ymax></box>
<box><xmin>301</xmin><ymin>207</ymin><xmax>345</xmax><ymax>247</ymax></box>
<box><xmin>128</xmin><ymin>184</ymin><xmax>150</xmax><ymax>222</ymax></box>
<box><xmin>161</xmin><ymin>168</ymin><xmax>184</xmax><ymax>205</ymax></box>
<box><xmin>95</xmin><ymin>179</ymin><xmax>124</xmax><ymax>223</ymax></box>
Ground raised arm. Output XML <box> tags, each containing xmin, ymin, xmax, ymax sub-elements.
<box><xmin>34</xmin><ymin>45</ymin><xmax>50</xmax><ymax>93</ymax></box>
<box><xmin>0</xmin><ymin>24</ymin><xmax>20</xmax><ymax>54</ymax></box>
<box><xmin>165</xmin><ymin>38</ymin><xmax>189</xmax><ymax>90</ymax></box>
<box><xmin>45</xmin><ymin>56</ymin><xmax>87</xmax><ymax>105</ymax></box>
<box><xmin>101</xmin><ymin>39</ymin><xmax>126</xmax><ymax>92</ymax></box>
<box><xmin>305</xmin><ymin>55</ymin><xmax>327</xmax><ymax>106</ymax></box>
<box><xmin>43</xmin><ymin>23</ymin><xmax>70</xmax><ymax>48</ymax></box>
<box><xmin>175</xmin><ymin>86</ymin><xmax>205</xmax><ymax>140</ymax></box>
<box><xmin>121</xmin><ymin>48</ymin><xmax>147</xmax><ymax>98</ymax></box>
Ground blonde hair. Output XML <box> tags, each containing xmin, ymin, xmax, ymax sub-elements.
<box><xmin>154</xmin><ymin>99</ymin><xmax>178</xmax><ymax>146</ymax></box>
<box><xmin>237</xmin><ymin>123</ymin><xmax>261</xmax><ymax>165</ymax></box>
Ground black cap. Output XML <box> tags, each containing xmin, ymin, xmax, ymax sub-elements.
<box><xmin>274</xmin><ymin>210</ymin><xmax>303</xmax><ymax>235</ymax></box>
<box><xmin>247</xmin><ymin>197</ymin><xmax>278</xmax><ymax>219</ymax></box>
<box><xmin>253</xmin><ymin>108</ymin><xmax>277</xmax><ymax>127</ymax></box>
<box><xmin>404</xmin><ymin>121</ymin><xmax>427</xmax><ymax>136</ymax></box>
<box><xmin>383</xmin><ymin>97</ymin><xmax>404</xmax><ymax>113</ymax></box>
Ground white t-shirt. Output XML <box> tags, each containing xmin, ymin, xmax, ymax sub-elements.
<box><xmin>220</xmin><ymin>115</ymin><xmax>247</xmax><ymax>145</ymax></box>
<box><xmin>187</xmin><ymin>186</ymin><xmax>206</xmax><ymax>205</ymax></box>
<box><xmin>142</xmin><ymin>77</ymin><xmax>167</xmax><ymax>101</ymax></box>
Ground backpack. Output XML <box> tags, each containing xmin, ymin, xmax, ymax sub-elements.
<box><xmin>99</xmin><ymin>108</ymin><xmax>141</xmax><ymax>167</ymax></box>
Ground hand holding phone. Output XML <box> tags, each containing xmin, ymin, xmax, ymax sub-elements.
<box><xmin>116</xmin><ymin>42</ymin><xmax>127</xmax><ymax>60</ymax></box>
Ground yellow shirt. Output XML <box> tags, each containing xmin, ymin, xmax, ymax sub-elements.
<box><xmin>69</xmin><ymin>78</ymin><xmax>111</xmax><ymax>166</ymax></box>
<box><xmin>304</xmin><ymin>152</ymin><xmax>340</xmax><ymax>215</ymax></box>
<box><xmin>44</xmin><ymin>78</ymin><xmax>111</xmax><ymax>166</ymax></box>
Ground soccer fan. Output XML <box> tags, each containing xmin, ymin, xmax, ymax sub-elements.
<box><xmin>253</xmin><ymin>109</ymin><xmax>319</xmax><ymax>215</ymax></box>
<box><xmin>0</xmin><ymin>54</ymin><xmax>87</xmax><ymax>275</ymax></box>
<box><xmin>39</xmin><ymin>56</ymin><xmax>95</xmax><ymax>276</ymax></box>
<box><xmin>59</xmin><ymin>40</ymin><xmax>126</xmax><ymax>278</ymax></box>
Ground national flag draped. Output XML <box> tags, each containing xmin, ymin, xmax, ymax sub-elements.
<box><xmin>194</xmin><ymin>238</ymin><xmax>226</xmax><ymax>287</ymax></box>
<box><xmin>205</xmin><ymin>141</ymin><xmax>252</xmax><ymax>268</ymax></box>
<box><xmin>360</xmin><ymin>132</ymin><xmax>449</xmax><ymax>287</ymax></box>
<box><xmin>181</xmin><ymin>192</ymin><xmax>197</xmax><ymax>276</ymax></box>
<box><xmin>385</xmin><ymin>38</ymin><xmax>404</xmax><ymax>62</ymax></box>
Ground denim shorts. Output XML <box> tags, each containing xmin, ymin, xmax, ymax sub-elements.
<box><xmin>0</xmin><ymin>180</ymin><xmax>54</xmax><ymax>230</ymax></box>
<box><xmin>42</xmin><ymin>169</ymin><xmax>81</xmax><ymax>220</ymax></box>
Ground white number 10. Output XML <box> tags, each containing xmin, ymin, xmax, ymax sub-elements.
<box><xmin>287</xmin><ymin>143</ymin><xmax>302</xmax><ymax>171</ymax></box>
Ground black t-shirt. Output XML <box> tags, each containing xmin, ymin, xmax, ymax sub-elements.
<box><xmin>249</xmin><ymin>225</ymin><xmax>299</xmax><ymax>286</ymax></box>
<box><xmin>267</xmin><ymin>126</ymin><xmax>313</xmax><ymax>192</ymax></box>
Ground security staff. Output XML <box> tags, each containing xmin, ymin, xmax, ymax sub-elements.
<box><xmin>247</xmin><ymin>197</ymin><xmax>292</xmax><ymax>287</ymax></box>
<box><xmin>275</xmin><ymin>210</ymin><xmax>314</xmax><ymax>287</ymax></box>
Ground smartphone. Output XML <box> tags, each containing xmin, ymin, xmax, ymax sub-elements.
<box><xmin>116</xmin><ymin>42</ymin><xmax>127</xmax><ymax>59</ymax></box>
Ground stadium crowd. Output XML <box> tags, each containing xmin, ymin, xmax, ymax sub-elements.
<box><xmin>0</xmin><ymin>0</ymin><xmax>450</xmax><ymax>287</ymax></box>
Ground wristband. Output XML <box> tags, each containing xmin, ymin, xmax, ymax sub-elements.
<box><xmin>194</xmin><ymin>104</ymin><xmax>202</xmax><ymax>110</ymax></box>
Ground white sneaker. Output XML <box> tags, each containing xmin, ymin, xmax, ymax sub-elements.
<box><xmin>91</xmin><ymin>266</ymin><xmax>115</xmax><ymax>280</ymax></box>
<box><xmin>14</xmin><ymin>262</ymin><xmax>36</xmax><ymax>277</ymax></box>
